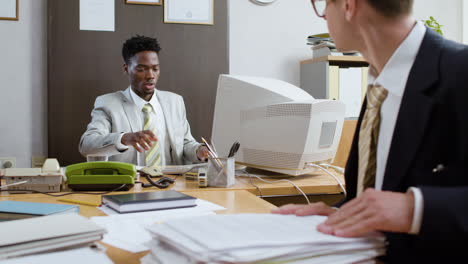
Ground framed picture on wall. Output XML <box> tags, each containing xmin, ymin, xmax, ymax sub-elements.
<box><xmin>125</xmin><ymin>0</ymin><xmax>161</xmax><ymax>5</ymax></box>
<box><xmin>164</xmin><ymin>0</ymin><xmax>214</xmax><ymax>25</ymax></box>
<box><xmin>0</xmin><ymin>0</ymin><xmax>18</xmax><ymax>21</ymax></box>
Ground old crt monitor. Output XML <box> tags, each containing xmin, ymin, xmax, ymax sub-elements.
<box><xmin>211</xmin><ymin>74</ymin><xmax>345</xmax><ymax>176</ymax></box>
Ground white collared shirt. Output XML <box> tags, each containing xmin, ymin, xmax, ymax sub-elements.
<box><xmin>368</xmin><ymin>21</ymin><xmax>426</xmax><ymax>234</ymax></box>
<box><xmin>117</xmin><ymin>87</ymin><xmax>172</xmax><ymax>166</ymax></box>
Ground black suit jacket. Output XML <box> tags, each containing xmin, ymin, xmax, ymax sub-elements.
<box><xmin>343</xmin><ymin>29</ymin><xmax>468</xmax><ymax>263</ymax></box>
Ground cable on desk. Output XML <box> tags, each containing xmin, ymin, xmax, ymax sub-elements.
<box><xmin>237</xmin><ymin>170</ymin><xmax>263</xmax><ymax>198</ymax></box>
<box><xmin>305</xmin><ymin>163</ymin><xmax>347</xmax><ymax>197</ymax></box>
<box><xmin>319</xmin><ymin>163</ymin><xmax>345</xmax><ymax>174</ymax></box>
<box><xmin>0</xmin><ymin>184</ymin><xmax>128</xmax><ymax>197</ymax></box>
<box><xmin>238</xmin><ymin>169</ymin><xmax>311</xmax><ymax>205</ymax></box>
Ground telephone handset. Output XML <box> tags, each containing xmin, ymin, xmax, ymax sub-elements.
<box><xmin>42</xmin><ymin>158</ymin><xmax>61</xmax><ymax>174</ymax></box>
<box><xmin>65</xmin><ymin>161</ymin><xmax>136</xmax><ymax>191</ymax></box>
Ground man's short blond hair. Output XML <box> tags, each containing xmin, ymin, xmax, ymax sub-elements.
<box><xmin>367</xmin><ymin>0</ymin><xmax>413</xmax><ymax>17</ymax></box>
<box><xmin>330</xmin><ymin>0</ymin><xmax>413</xmax><ymax>17</ymax></box>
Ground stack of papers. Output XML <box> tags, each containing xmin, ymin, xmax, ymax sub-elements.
<box><xmin>92</xmin><ymin>199</ymin><xmax>225</xmax><ymax>253</ymax></box>
<box><xmin>0</xmin><ymin>213</ymin><xmax>106</xmax><ymax>260</ymax></box>
<box><xmin>308</xmin><ymin>34</ymin><xmax>341</xmax><ymax>59</ymax></box>
<box><xmin>0</xmin><ymin>247</ymin><xmax>113</xmax><ymax>264</ymax></box>
<box><xmin>307</xmin><ymin>33</ymin><xmax>334</xmax><ymax>46</ymax></box>
<box><xmin>141</xmin><ymin>214</ymin><xmax>385</xmax><ymax>264</ymax></box>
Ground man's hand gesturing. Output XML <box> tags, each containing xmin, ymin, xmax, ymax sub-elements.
<box><xmin>121</xmin><ymin>130</ymin><xmax>158</xmax><ymax>152</ymax></box>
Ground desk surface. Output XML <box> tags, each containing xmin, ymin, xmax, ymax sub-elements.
<box><xmin>1</xmin><ymin>165</ymin><xmax>345</xmax><ymax>197</ymax></box>
<box><xmin>171</xmin><ymin>170</ymin><xmax>345</xmax><ymax>197</ymax></box>
<box><xmin>0</xmin><ymin>164</ymin><xmax>345</xmax><ymax>263</ymax></box>
<box><xmin>0</xmin><ymin>189</ymin><xmax>276</xmax><ymax>264</ymax></box>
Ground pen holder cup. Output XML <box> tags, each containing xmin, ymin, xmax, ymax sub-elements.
<box><xmin>207</xmin><ymin>157</ymin><xmax>235</xmax><ymax>188</ymax></box>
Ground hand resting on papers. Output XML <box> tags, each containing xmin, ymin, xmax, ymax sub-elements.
<box><xmin>272</xmin><ymin>188</ymin><xmax>414</xmax><ymax>238</ymax></box>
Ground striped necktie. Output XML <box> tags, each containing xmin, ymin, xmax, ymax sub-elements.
<box><xmin>357</xmin><ymin>84</ymin><xmax>388</xmax><ymax>195</ymax></box>
<box><xmin>142</xmin><ymin>104</ymin><xmax>162</xmax><ymax>167</ymax></box>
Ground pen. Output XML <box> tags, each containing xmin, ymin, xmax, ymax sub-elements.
<box><xmin>201</xmin><ymin>137</ymin><xmax>223</xmax><ymax>168</ymax></box>
<box><xmin>58</xmin><ymin>198</ymin><xmax>101</xmax><ymax>207</ymax></box>
<box><xmin>210</xmin><ymin>138</ymin><xmax>219</xmax><ymax>155</ymax></box>
<box><xmin>201</xmin><ymin>137</ymin><xmax>217</xmax><ymax>156</ymax></box>
<box><xmin>205</xmin><ymin>149</ymin><xmax>222</xmax><ymax>171</ymax></box>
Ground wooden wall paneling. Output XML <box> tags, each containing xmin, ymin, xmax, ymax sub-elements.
<box><xmin>48</xmin><ymin>0</ymin><xmax>229</xmax><ymax>165</ymax></box>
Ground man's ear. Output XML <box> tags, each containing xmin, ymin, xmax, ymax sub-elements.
<box><xmin>123</xmin><ymin>64</ymin><xmax>129</xmax><ymax>74</ymax></box>
<box><xmin>344</xmin><ymin>0</ymin><xmax>357</xmax><ymax>21</ymax></box>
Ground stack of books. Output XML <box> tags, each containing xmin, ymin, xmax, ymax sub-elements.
<box><xmin>307</xmin><ymin>33</ymin><xmax>359</xmax><ymax>58</ymax></box>
<box><xmin>307</xmin><ymin>33</ymin><xmax>333</xmax><ymax>46</ymax></box>
<box><xmin>141</xmin><ymin>214</ymin><xmax>386</xmax><ymax>264</ymax></box>
<box><xmin>307</xmin><ymin>33</ymin><xmax>339</xmax><ymax>58</ymax></box>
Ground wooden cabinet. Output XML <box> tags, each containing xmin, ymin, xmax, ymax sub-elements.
<box><xmin>300</xmin><ymin>56</ymin><xmax>369</xmax><ymax>118</ymax></box>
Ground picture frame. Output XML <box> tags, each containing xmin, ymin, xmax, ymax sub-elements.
<box><xmin>164</xmin><ymin>0</ymin><xmax>214</xmax><ymax>26</ymax></box>
<box><xmin>125</xmin><ymin>0</ymin><xmax>161</xmax><ymax>6</ymax></box>
<box><xmin>0</xmin><ymin>0</ymin><xmax>19</xmax><ymax>21</ymax></box>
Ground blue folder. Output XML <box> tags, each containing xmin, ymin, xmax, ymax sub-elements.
<box><xmin>0</xmin><ymin>201</ymin><xmax>79</xmax><ymax>220</ymax></box>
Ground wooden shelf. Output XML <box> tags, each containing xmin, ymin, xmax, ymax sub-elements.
<box><xmin>301</xmin><ymin>56</ymin><xmax>369</xmax><ymax>67</ymax></box>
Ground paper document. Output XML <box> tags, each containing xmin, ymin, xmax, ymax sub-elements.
<box><xmin>80</xmin><ymin>0</ymin><xmax>115</xmax><ymax>31</ymax></box>
<box><xmin>143</xmin><ymin>214</ymin><xmax>386</xmax><ymax>264</ymax></box>
<box><xmin>0</xmin><ymin>214</ymin><xmax>105</xmax><ymax>260</ymax></box>
<box><xmin>0</xmin><ymin>247</ymin><xmax>112</xmax><ymax>264</ymax></box>
<box><xmin>92</xmin><ymin>199</ymin><xmax>225</xmax><ymax>252</ymax></box>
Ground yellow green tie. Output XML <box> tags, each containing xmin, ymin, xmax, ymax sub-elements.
<box><xmin>142</xmin><ymin>104</ymin><xmax>161</xmax><ymax>167</ymax></box>
<box><xmin>357</xmin><ymin>84</ymin><xmax>388</xmax><ymax>195</ymax></box>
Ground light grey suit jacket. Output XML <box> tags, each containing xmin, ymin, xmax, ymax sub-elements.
<box><xmin>79</xmin><ymin>88</ymin><xmax>201</xmax><ymax>165</ymax></box>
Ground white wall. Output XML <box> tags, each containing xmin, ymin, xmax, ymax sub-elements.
<box><xmin>0</xmin><ymin>0</ymin><xmax>47</xmax><ymax>167</ymax></box>
<box><xmin>413</xmin><ymin>0</ymin><xmax>462</xmax><ymax>42</ymax></box>
<box><xmin>229</xmin><ymin>0</ymin><xmax>464</xmax><ymax>86</ymax></box>
<box><xmin>463</xmin><ymin>0</ymin><xmax>468</xmax><ymax>44</ymax></box>
<box><xmin>229</xmin><ymin>0</ymin><xmax>327</xmax><ymax>86</ymax></box>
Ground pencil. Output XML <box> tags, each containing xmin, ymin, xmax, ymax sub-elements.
<box><xmin>58</xmin><ymin>198</ymin><xmax>100</xmax><ymax>207</ymax></box>
<box><xmin>201</xmin><ymin>137</ymin><xmax>223</xmax><ymax>168</ymax></box>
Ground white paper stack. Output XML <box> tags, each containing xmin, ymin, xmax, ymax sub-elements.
<box><xmin>0</xmin><ymin>247</ymin><xmax>113</xmax><ymax>264</ymax></box>
<box><xmin>92</xmin><ymin>199</ymin><xmax>225</xmax><ymax>253</ymax></box>
<box><xmin>0</xmin><ymin>213</ymin><xmax>106</xmax><ymax>260</ymax></box>
<box><xmin>141</xmin><ymin>214</ymin><xmax>386</xmax><ymax>264</ymax></box>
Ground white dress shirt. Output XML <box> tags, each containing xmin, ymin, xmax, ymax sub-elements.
<box><xmin>367</xmin><ymin>21</ymin><xmax>426</xmax><ymax>234</ymax></box>
<box><xmin>116</xmin><ymin>87</ymin><xmax>172</xmax><ymax>166</ymax></box>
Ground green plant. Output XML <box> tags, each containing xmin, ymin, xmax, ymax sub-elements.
<box><xmin>422</xmin><ymin>16</ymin><xmax>443</xmax><ymax>36</ymax></box>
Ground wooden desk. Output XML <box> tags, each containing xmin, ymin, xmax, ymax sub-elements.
<box><xmin>301</xmin><ymin>55</ymin><xmax>369</xmax><ymax>67</ymax></box>
<box><xmin>0</xmin><ymin>189</ymin><xmax>276</xmax><ymax>264</ymax></box>
<box><xmin>171</xmin><ymin>172</ymin><xmax>344</xmax><ymax>197</ymax></box>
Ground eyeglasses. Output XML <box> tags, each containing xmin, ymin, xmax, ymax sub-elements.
<box><xmin>311</xmin><ymin>0</ymin><xmax>327</xmax><ymax>18</ymax></box>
